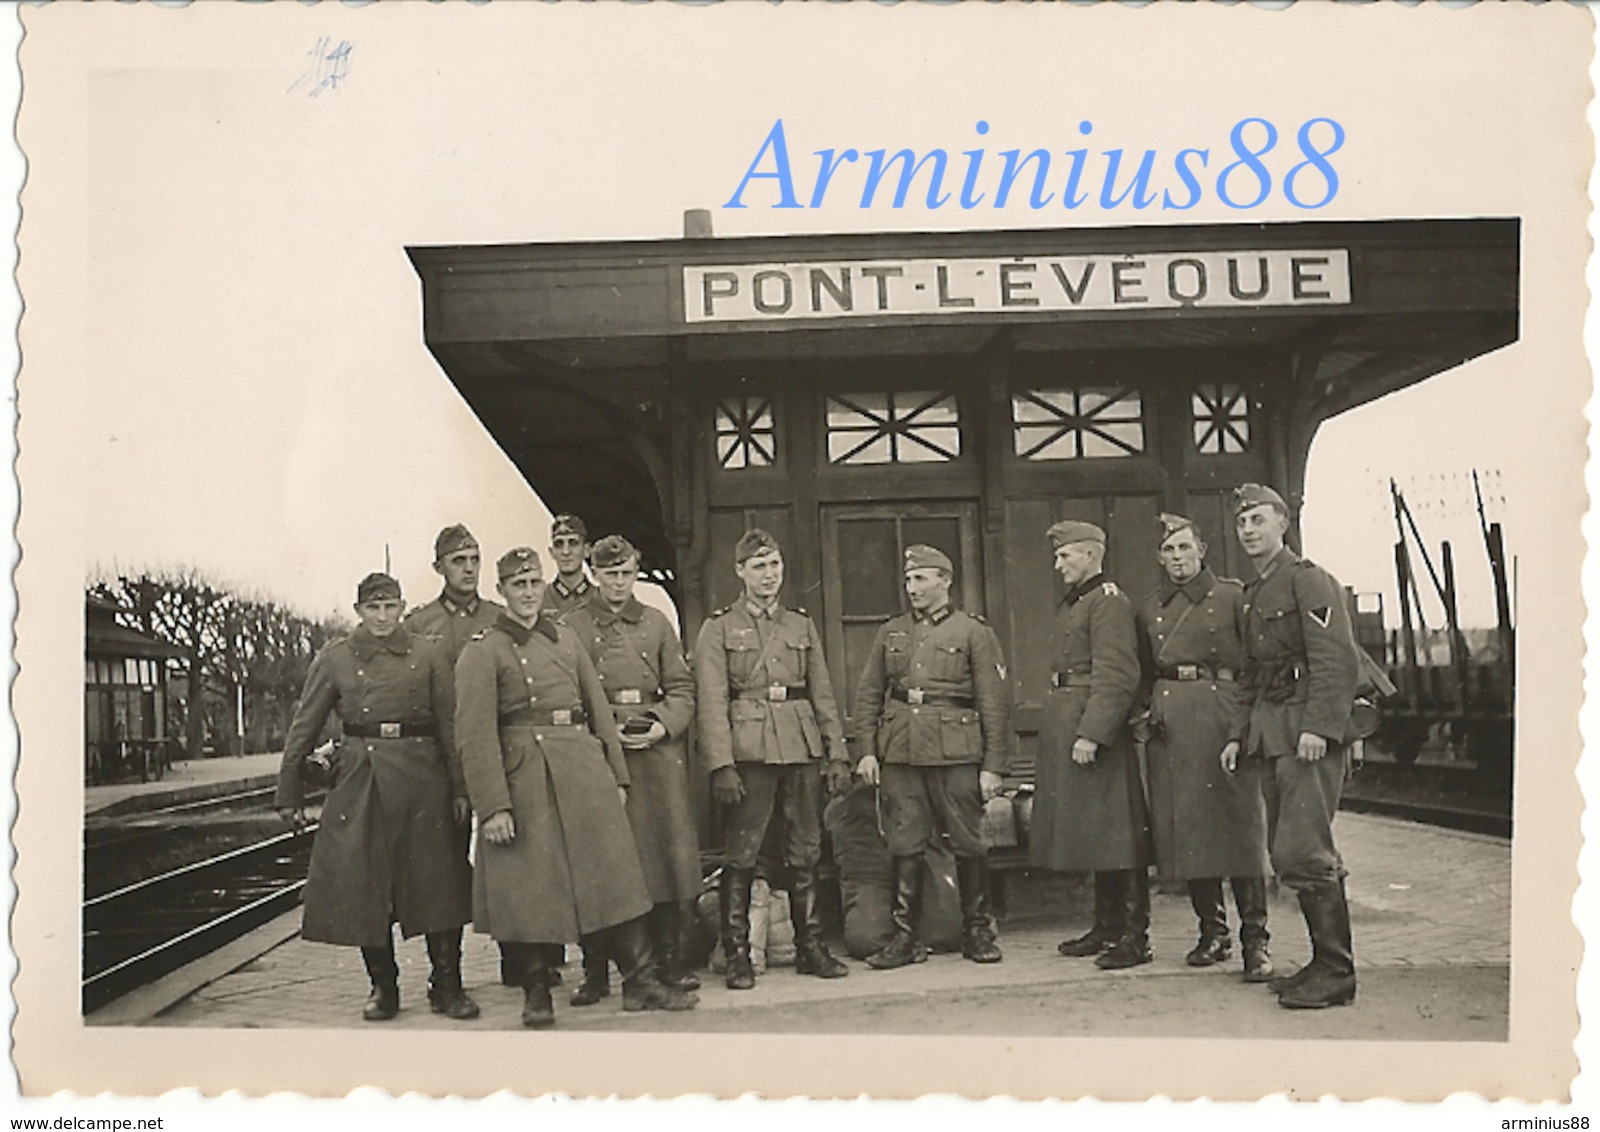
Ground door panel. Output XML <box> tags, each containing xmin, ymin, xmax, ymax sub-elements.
<box><xmin>820</xmin><ymin>503</ymin><xmax>981</xmax><ymax>731</ymax></box>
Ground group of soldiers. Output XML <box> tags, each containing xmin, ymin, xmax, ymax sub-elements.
<box><xmin>274</xmin><ymin>481</ymin><xmax>1365</xmax><ymax>1030</ymax></box>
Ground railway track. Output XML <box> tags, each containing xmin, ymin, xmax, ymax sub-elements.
<box><xmin>82</xmin><ymin>824</ymin><xmax>316</xmax><ymax>1014</ymax></box>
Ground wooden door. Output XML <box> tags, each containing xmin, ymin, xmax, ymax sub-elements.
<box><xmin>818</xmin><ymin>502</ymin><xmax>983</xmax><ymax>735</ymax></box>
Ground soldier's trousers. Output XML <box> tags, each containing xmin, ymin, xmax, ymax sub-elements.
<box><xmin>880</xmin><ymin>763</ymin><xmax>985</xmax><ymax>858</ymax></box>
<box><xmin>1261</xmin><ymin>750</ymin><xmax>1347</xmax><ymax>890</ymax></box>
<box><xmin>724</xmin><ymin>762</ymin><xmax>823</xmax><ymax>870</ymax></box>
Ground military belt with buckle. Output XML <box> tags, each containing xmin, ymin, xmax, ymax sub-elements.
<box><xmin>610</xmin><ymin>688</ymin><xmax>662</xmax><ymax>706</ymax></box>
<box><xmin>1157</xmin><ymin>664</ymin><xmax>1236</xmax><ymax>683</ymax></box>
<box><xmin>344</xmin><ymin>721</ymin><xmax>437</xmax><ymax>739</ymax></box>
<box><xmin>498</xmin><ymin>706</ymin><xmax>588</xmax><ymax>727</ymax></box>
<box><xmin>890</xmin><ymin>687</ymin><xmax>976</xmax><ymax>709</ymax></box>
<box><xmin>735</xmin><ymin>685</ymin><xmax>809</xmax><ymax>703</ymax></box>
<box><xmin>1049</xmin><ymin>671</ymin><xmax>1093</xmax><ymax>690</ymax></box>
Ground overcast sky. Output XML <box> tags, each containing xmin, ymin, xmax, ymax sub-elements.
<box><xmin>30</xmin><ymin>3</ymin><xmax>1564</xmax><ymax>632</ymax></box>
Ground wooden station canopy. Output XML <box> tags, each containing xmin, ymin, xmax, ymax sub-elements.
<box><xmin>408</xmin><ymin>217</ymin><xmax>1518</xmax><ymax>771</ymax></box>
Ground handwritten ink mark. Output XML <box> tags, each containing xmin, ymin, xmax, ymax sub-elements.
<box><xmin>288</xmin><ymin>37</ymin><xmax>354</xmax><ymax>98</ymax></box>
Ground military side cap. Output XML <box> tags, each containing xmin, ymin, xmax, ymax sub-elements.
<box><xmin>433</xmin><ymin>523</ymin><xmax>477</xmax><ymax>561</ymax></box>
<box><xmin>736</xmin><ymin>527</ymin><xmax>781</xmax><ymax>564</ymax></box>
<box><xmin>903</xmin><ymin>544</ymin><xmax>953</xmax><ymax>574</ymax></box>
<box><xmin>1233</xmin><ymin>483</ymin><xmax>1288</xmax><ymax>516</ymax></box>
<box><xmin>497</xmin><ymin>546</ymin><xmax>544</xmax><ymax>581</ymax></box>
<box><xmin>590</xmin><ymin>534</ymin><xmax>640</xmax><ymax>570</ymax></box>
<box><xmin>357</xmin><ymin>572</ymin><xmax>402</xmax><ymax>604</ymax></box>
<box><xmin>1047</xmin><ymin>520</ymin><xmax>1106</xmax><ymax>548</ymax></box>
<box><xmin>550</xmin><ymin>513</ymin><xmax>589</xmax><ymax>541</ymax></box>
<box><xmin>1157</xmin><ymin>512</ymin><xmax>1200</xmax><ymax>544</ymax></box>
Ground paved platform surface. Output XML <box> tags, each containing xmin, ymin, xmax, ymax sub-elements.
<box><xmin>142</xmin><ymin>812</ymin><xmax>1510</xmax><ymax>1040</ymax></box>
<box><xmin>85</xmin><ymin>752</ymin><xmax>284</xmax><ymax>816</ymax></box>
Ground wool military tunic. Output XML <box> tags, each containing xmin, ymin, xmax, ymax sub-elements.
<box><xmin>275</xmin><ymin>626</ymin><xmax>471</xmax><ymax>947</ymax></box>
<box><xmin>853</xmin><ymin>606</ymin><xmax>1011</xmax><ymax>774</ymax></box>
<box><xmin>561</xmin><ymin>593</ymin><xmax>701</xmax><ymax>904</ymax></box>
<box><xmin>404</xmin><ymin>592</ymin><xmax>505</xmax><ymax>665</ymax></box>
<box><xmin>1136</xmin><ymin>568</ymin><xmax>1270</xmax><ymax>881</ymax></box>
<box><xmin>1029</xmin><ymin>573</ymin><xmax>1153</xmax><ymax>873</ymax></box>
<box><xmin>1236</xmin><ymin>548</ymin><xmax>1362</xmax><ymax>756</ymax></box>
<box><xmin>455</xmin><ymin>612</ymin><xmax>652</xmax><ymax>943</ymax></box>
<box><xmin>547</xmin><ymin>575</ymin><xmax>595</xmax><ymax>617</ymax></box>
<box><xmin>694</xmin><ymin>602</ymin><xmax>846</xmax><ymax>770</ymax></box>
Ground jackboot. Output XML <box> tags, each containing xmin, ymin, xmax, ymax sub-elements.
<box><xmin>609</xmin><ymin>915</ymin><xmax>699</xmax><ymax>1012</ymax></box>
<box><xmin>542</xmin><ymin>943</ymin><xmax>566</xmax><ymax>986</ymax></box>
<box><xmin>1232</xmin><ymin>877</ymin><xmax>1274</xmax><ymax>982</ymax></box>
<box><xmin>1185</xmin><ymin>879</ymin><xmax>1233</xmax><ymax>967</ymax></box>
<box><xmin>1096</xmin><ymin>869</ymin><xmax>1154</xmax><ymax>970</ymax></box>
<box><xmin>720</xmin><ymin>865</ymin><xmax>757</xmax><ymax>990</ymax></box>
<box><xmin>650</xmin><ymin>902</ymin><xmax>702</xmax><ymax>991</ymax></box>
<box><xmin>788</xmin><ymin>866</ymin><xmax>849</xmax><ymax>978</ymax></box>
<box><xmin>866</xmin><ymin>855</ymin><xmax>928</xmax><ymax>970</ymax></box>
<box><xmin>360</xmin><ymin>941</ymin><xmax>400</xmax><ymax>1021</ymax></box>
<box><xmin>1058</xmin><ymin>871</ymin><xmax>1123</xmax><ymax>957</ymax></box>
<box><xmin>424</xmin><ymin>927</ymin><xmax>481</xmax><ymax>1020</ymax></box>
<box><xmin>498</xmin><ymin>941</ymin><xmax>521</xmax><ymax>987</ymax></box>
<box><xmin>510</xmin><ymin>943</ymin><xmax>554</xmax><ymax>1028</ymax></box>
<box><xmin>956</xmin><ymin>856</ymin><xmax>1002</xmax><ymax>964</ymax></box>
<box><xmin>569</xmin><ymin>934</ymin><xmax>610</xmax><ymax>1006</ymax></box>
<box><xmin>1278</xmin><ymin>880</ymin><xmax>1356</xmax><ymax>1009</ymax></box>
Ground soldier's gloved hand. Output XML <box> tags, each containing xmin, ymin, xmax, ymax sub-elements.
<box><xmin>1130</xmin><ymin>710</ymin><xmax>1153</xmax><ymax>745</ymax></box>
<box><xmin>618</xmin><ymin>785</ymin><xmax>629</xmax><ymax>810</ymax></box>
<box><xmin>1219</xmin><ymin>741</ymin><xmax>1240</xmax><ymax>774</ymax></box>
<box><xmin>452</xmin><ymin>797</ymin><xmax>471</xmax><ymax>825</ymax></box>
<box><xmin>822</xmin><ymin>758</ymin><xmax>852</xmax><ymax>797</ymax></box>
<box><xmin>1296</xmin><ymin>731</ymin><xmax>1328</xmax><ymax>762</ymax></box>
<box><xmin>711</xmin><ymin>766</ymin><xmax>746</xmax><ymax>806</ymax></box>
<box><xmin>855</xmin><ymin>754</ymin><xmax>881</xmax><ymax>787</ymax></box>
<box><xmin>1071</xmin><ymin>738</ymin><xmax>1098</xmax><ymax>766</ymax></box>
<box><xmin>482</xmin><ymin>810</ymin><xmax>516</xmax><ymax>845</ymax></box>
<box><xmin>979</xmin><ymin>770</ymin><xmax>1004</xmax><ymax>802</ymax></box>
<box><xmin>277</xmin><ymin>806</ymin><xmax>306</xmax><ymax>831</ymax></box>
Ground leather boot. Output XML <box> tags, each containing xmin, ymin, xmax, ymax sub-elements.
<box><xmin>1097</xmin><ymin>869</ymin><xmax>1154</xmax><ymax>970</ymax></box>
<box><xmin>866</xmin><ymin>856</ymin><xmax>928</xmax><ymax>970</ymax></box>
<box><xmin>720</xmin><ymin>865</ymin><xmax>757</xmax><ymax>990</ymax></box>
<box><xmin>424</xmin><ymin>927</ymin><xmax>481</xmax><ymax>1020</ymax></box>
<box><xmin>651</xmin><ymin>902</ymin><xmax>703</xmax><ymax>991</ymax></box>
<box><xmin>498</xmin><ymin>940</ymin><xmax>521</xmax><ymax>988</ymax></box>
<box><xmin>956</xmin><ymin>856</ymin><xmax>1002</xmax><ymax>964</ymax></box>
<box><xmin>511</xmin><ymin>943</ymin><xmax>554</xmax><ymax>1028</ymax></box>
<box><xmin>360</xmin><ymin>941</ymin><xmax>400</xmax><ymax>1021</ymax></box>
<box><xmin>1058</xmin><ymin>872</ymin><xmax>1122</xmax><ymax>957</ymax></box>
<box><xmin>569</xmin><ymin>935</ymin><xmax>610</xmax><ymax>1006</ymax></box>
<box><xmin>788</xmin><ymin>866</ymin><xmax>849</xmax><ymax>978</ymax></box>
<box><xmin>1185</xmin><ymin>879</ymin><xmax>1232</xmax><ymax>967</ymax></box>
<box><xmin>1279</xmin><ymin>880</ymin><xmax>1356</xmax><ymax>1009</ymax></box>
<box><xmin>610</xmin><ymin>915</ymin><xmax>699</xmax><ymax>1012</ymax></box>
<box><xmin>1232</xmin><ymin>877</ymin><xmax>1274</xmax><ymax>982</ymax></box>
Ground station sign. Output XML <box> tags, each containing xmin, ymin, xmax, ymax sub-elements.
<box><xmin>683</xmin><ymin>249</ymin><xmax>1351</xmax><ymax>324</ymax></box>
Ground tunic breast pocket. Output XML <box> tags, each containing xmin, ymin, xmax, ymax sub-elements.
<box><xmin>930</xmin><ymin>643</ymin><xmax>970</xmax><ymax>683</ymax></box>
<box><xmin>726</xmin><ymin>639</ymin><xmax>759</xmax><ymax>683</ymax></box>
<box><xmin>780</xmin><ymin>633</ymin><xmax>812</xmax><ymax>682</ymax></box>
<box><xmin>885</xmin><ymin>638</ymin><xmax>910</xmax><ymax>680</ymax></box>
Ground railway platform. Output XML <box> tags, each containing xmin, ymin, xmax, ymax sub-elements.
<box><xmin>124</xmin><ymin>812</ymin><xmax>1510</xmax><ymax>1041</ymax></box>
<box><xmin>85</xmin><ymin>751</ymin><xmax>284</xmax><ymax>817</ymax></box>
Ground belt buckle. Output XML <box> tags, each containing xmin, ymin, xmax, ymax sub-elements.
<box><xmin>1177</xmin><ymin>665</ymin><xmax>1199</xmax><ymax>681</ymax></box>
<box><xmin>768</xmin><ymin>684</ymin><xmax>788</xmax><ymax>703</ymax></box>
<box><xmin>907</xmin><ymin>688</ymin><xmax>926</xmax><ymax>705</ymax></box>
<box><xmin>618</xmin><ymin>689</ymin><xmax>642</xmax><ymax>705</ymax></box>
<box><xmin>552</xmin><ymin>709</ymin><xmax>573</xmax><ymax>726</ymax></box>
<box><xmin>379</xmin><ymin>722</ymin><xmax>401</xmax><ymax>739</ymax></box>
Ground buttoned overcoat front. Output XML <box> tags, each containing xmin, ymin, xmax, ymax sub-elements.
<box><xmin>275</xmin><ymin>626</ymin><xmax>471</xmax><ymax>947</ymax></box>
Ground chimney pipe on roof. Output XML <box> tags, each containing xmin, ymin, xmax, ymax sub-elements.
<box><xmin>683</xmin><ymin>208</ymin><xmax>714</xmax><ymax>239</ymax></box>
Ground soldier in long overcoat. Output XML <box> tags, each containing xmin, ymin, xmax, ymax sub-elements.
<box><xmin>560</xmin><ymin>535</ymin><xmax>701</xmax><ymax>1004</ymax></box>
<box><xmin>694</xmin><ymin>528</ymin><xmax>853</xmax><ymax>989</ymax></box>
<box><xmin>403</xmin><ymin>523</ymin><xmax>536</xmax><ymax>990</ymax></box>
<box><xmin>276</xmin><ymin>572</ymin><xmax>477</xmax><ymax>1022</ymax></box>
<box><xmin>1029</xmin><ymin>520</ymin><xmax>1155</xmax><ymax>971</ymax></box>
<box><xmin>1229</xmin><ymin>484</ymin><xmax>1362</xmax><ymax>1010</ymax></box>
<box><xmin>1136</xmin><ymin>514</ymin><xmax>1272</xmax><ymax>981</ymax></box>
<box><xmin>455</xmin><ymin>546</ymin><xmax>696</xmax><ymax>1026</ymax></box>
<box><xmin>852</xmin><ymin>544</ymin><xmax>1010</xmax><ymax>969</ymax></box>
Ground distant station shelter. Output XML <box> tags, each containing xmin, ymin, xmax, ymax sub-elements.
<box><xmin>408</xmin><ymin>217</ymin><xmax>1518</xmax><ymax>778</ymax></box>
<box><xmin>85</xmin><ymin>596</ymin><xmax>184</xmax><ymax>785</ymax></box>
